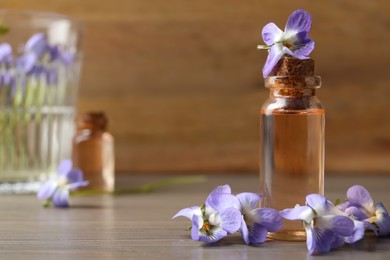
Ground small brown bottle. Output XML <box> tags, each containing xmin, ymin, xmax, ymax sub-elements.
<box><xmin>72</xmin><ymin>112</ymin><xmax>115</xmax><ymax>192</ymax></box>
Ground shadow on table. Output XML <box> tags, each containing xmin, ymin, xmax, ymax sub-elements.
<box><xmin>349</xmin><ymin>233</ymin><xmax>390</xmax><ymax>252</ymax></box>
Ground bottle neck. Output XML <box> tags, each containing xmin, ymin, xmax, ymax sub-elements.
<box><xmin>77</xmin><ymin>112</ymin><xmax>108</xmax><ymax>133</ymax></box>
<box><xmin>269</xmin><ymin>87</ymin><xmax>316</xmax><ymax>98</ymax></box>
<box><xmin>78</xmin><ymin>128</ymin><xmax>105</xmax><ymax>135</ymax></box>
<box><xmin>265</xmin><ymin>76</ymin><xmax>321</xmax><ymax>98</ymax></box>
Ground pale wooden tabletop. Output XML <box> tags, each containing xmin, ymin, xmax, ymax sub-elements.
<box><xmin>0</xmin><ymin>174</ymin><xmax>389</xmax><ymax>260</ymax></box>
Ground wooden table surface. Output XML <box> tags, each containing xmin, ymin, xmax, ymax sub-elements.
<box><xmin>0</xmin><ymin>174</ymin><xmax>389</xmax><ymax>259</ymax></box>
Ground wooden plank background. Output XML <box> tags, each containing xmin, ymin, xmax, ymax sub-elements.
<box><xmin>2</xmin><ymin>0</ymin><xmax>390</xmax><ymax>173</ymax></box>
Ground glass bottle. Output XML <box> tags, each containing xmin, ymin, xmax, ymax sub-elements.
<box><xmin>72</xmin><ymin>112</ymin><xmax>115</xmax><ymax>192</ymax></box>
<box><xmin>259</xmin><ymin>63</ymin><xmax>324</xmax><ymax>241</ymax></box>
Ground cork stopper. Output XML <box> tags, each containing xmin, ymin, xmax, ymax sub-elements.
<box><xmin>264</xmin><ymin>55</ymin><xmax>321</xmax><ymax>108</ymax></box>
<box><xmin>269</xmin><ymin>56</ymin><xmax>314</xmax><ymax>77</ymax></box>
<box><xmin>265</xmin><ymin>55</ymin><xmax>320</xmax><ymax>92</ymax></box>
<box><xmin>78</xmin><ymin>111</ymin><xmax>108</xmax><ymax>132</ymax></box>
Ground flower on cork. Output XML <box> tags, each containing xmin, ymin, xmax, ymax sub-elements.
<box><xmin>258</xmin><ymin>9</ymin><xmax>315</xmax><ymax>78</ymax></box>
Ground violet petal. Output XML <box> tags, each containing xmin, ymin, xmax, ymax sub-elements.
<box><xmin>283</xmin><ymin>47</ymin><xmax>309</xmax><ymax>60</ymax></box>
<box><xmin>236</xmin><ymin>192</ymin><xmax>260</xmax><ymax>211</ymax></box>
<box><xmin>25</xmin><ymin>33</ymin><xmax>48</xmax><ymax>58</ymax></box>
<box><xmin>377</xmin><ymin>216</ymin><xmax>390</xmax><ymax>237</ymax></box>
<box><xmin>262</xmin><ymin>22</ymin><xmax>283</xmax><ymax>45</ymax></box>
<box><xmin>210</xmin><ymin>184</ymin><xmax>232</xmax><ymax>194</ymax></box>
<box><xmin>191</xmin><ymin>214</ymin><xmax>202</xmax><ymax>241</ymax></box>
<box><xmin>331</xmin><ymin>235</ymin><xmax>345</xmax><ymax>249</ymax></box>
<box><xmin>306</xmin><ymin>194</ymin><xmax>332</xmax><ymax>214</ymax></box>
<box><xmin>252</xmin><ymin>208</ymin><xmax>283</xmax><ymax>232</ymax></box>
<box><xmin>66</xmin><ymin>168</ymin><xmax>84</xmax><ymax>183</ymax></box>
<box><xmin>344</xmin><ymin>206</ymin><xmax>369</xmax><ymax>220</ymax></box>
<box><xmin>308</xmin><ymin>226</ymin><xmax>336</xmax><ymax>255</ymax></box>
<box><xmin>347</xmin><ymin>185</ymin><xmax>374</xmax><ymax>211</ymax></box>
<box><xmin>375</xmin><ymin>216</ymin><xmax>390</xmax><ymax>237</ymax></box>
<box><xmin>199</xmin><ymin>229</ymin><xmax>227</xmax><ymax>243</ymax></box>
<box><xmin>220</xmin><ymin>208</ymin><xmax>242</xmax><ymax>234</ymax></box>
<box><xmin>285</xmin><ymin>9</ymin><xmax>312</xmax><ymax>34</ymax></box>
<box><xmin>206</xmin><ymin>193</ymin><xmax>240</xmax><ymax>211</ymax></box>
<box><xmin>291</xmin><ymin>31</ymin><xmax>314</xmax><ymax>56</ymax></box>
<box><xmin>0</xmin><ymin>43</ymin><xmax>13</xmax><ymax>63</ymax></box>
<box><xmin>16</xmin><ymin>53</ymin><xmax>37</xmax><ymax>73</ymax></box>
<box><xmin>36</xmin><ymin>181</ymin><xmax>57</xmax><ymax>200</ymax></box>
<box><xmin>30</xmin><ymin>65</ymin><xmax>45</xmax><ymax>76</ymax></box>
<box><xmin>317</xmin><ymin>215</ymin><xmax>354</xmax><ymax>237</ymax></box>
<box><xmin>0</xmin><ymin>71</ymin><xmax>14</xmax><ymax>86</ymax></box>
<box><xmin>239</xmin><ymin>217</ymin><xmax>250</xmax><ymax>245</ymax></box>
<box><xmin>306</xmin><ymin>226</ymin><xmax>316</xmax><ymax>255</ymax></box>
<box><xmin>57</xmin><ymin>159</ymin><xmax>73</xmax><ymax>177</ymax></box>
<box><xmin>262</xmin><ymin>45</ymin><xmax>284</xmax><ymax>78</ymax></box>
<box><xmin>345</xmin><ymin>219</ymin><xmax>365</xmax><ymax>244</ymax></box>
<box><xmin>375</xmin><ymin>202</ymin><xmax>390</xmax><ymax>236</ymax></box>
<box><xmin>61</xmin><ymin>51</ymin><xmax>75</xmax><ymax>65</ymax></box>
<box><xmin>67</xmin><ymin>181</ymin><xmax>89</xmax><ymax>190</ymax></box>
<box><xmin>280</xmin><ymin>205</ymin><xmax>312</xmax><ymax>222</ymax></box>
<box><xmin>248</xmin><ymin>223</ymin><xmax>268</xmax><ymax>244</ymax></box>
<box><xmin>49</xmin><ymin>45</ymin><xmax>60</xmax><ymax>61</ymax></box>
<box><xmin>172</xmin><ymin>206</ymin><xmax>201</xmax><ymax>220</ymax></box>
<box><xmin>52</xmin><ymin>188</ymin><xmax>70</xmax><ymax>208</ymax></box>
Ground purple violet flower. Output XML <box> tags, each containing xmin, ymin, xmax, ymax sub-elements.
<box><xmin>236</xmin><ymin>192</ymin><xmax>283</xmax><ymax>244</ymax></box>
<box><xmin>258</xmin><ymin>9</ymin><xmax>315</xmax><ymax>78</ymax></box>
<box><xmin>172</xmin><ymin>184</ymin><xmax>242</xmax><ymax>243</ymax></box>
<box><xmin>0</xmin><ymin>43</ymin><xmax>13</xmax><ymax>63</ymax></box>
<box><xmin>49</xmin><ymin>45</ymin><xmax>75</xmax><ymax>65</ymax></box>
<box><xmin>25</xmin><ymin>32</ymin><xmax>49</xmax><ymax>59</ymax></box>
<box><xmin>0</xmin><ymin>71</ymin><xmax>14</xmax><ymax>88</ymax></box>
<box><xmin>16</xmin><ymin>32</ymin><xmax>71</xmax><ymax>74</ymax></box>
<box><xmin>341</xmin><ymin>185</ymin><xmax>390</xmax><ymax>237</ymax></box>
<box><xmin>281</xmin><ymin>194</ymin><xmax>356</xmax><ymax>255</ymax></box>
<box><xmin>16</xmin><ymin>33</ymin><xmax>49</xmax><ymax>73</ymax></box>
<box><xmin>37</xmin><ymin>159</ymin><xmax>89</xmax><ymax>208</ymax></box>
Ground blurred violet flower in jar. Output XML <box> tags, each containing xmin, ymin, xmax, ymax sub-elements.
<box><xmin>0</xmin><ymin>43</ymin><xmax>13</xmax><ymax>63</ymax></box>
<box><xmin>0</xmin><ymin>32</ymin><xmax>76</xmax><ymax>88</ymax></box>
<box><xmin>0</xmin><ymin>12</ymin><xmax>82</xmax><ymax>195</ymax></box>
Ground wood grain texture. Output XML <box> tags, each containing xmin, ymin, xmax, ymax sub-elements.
<box><xmin>0</xmin><ymin>174</ymin><xmax>389</xmax><ymax>259</ymax></box>
<box><xmin>1</xmin><ymin>0</ymin><xmax>390</xmax><ymax>173</ymax></box>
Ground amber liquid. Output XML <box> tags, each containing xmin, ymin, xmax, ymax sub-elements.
<box><xmin>260</xmin><ymin>109</ymin><xmax>324</xmax><ymax>241</ymax></box>
<box><xmin>73</xmin><ymin>131</ymin><xmax>115</xmax><ymax>192</ymax></box>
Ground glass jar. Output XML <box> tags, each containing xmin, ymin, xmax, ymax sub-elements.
<box><xmin>0</xmin><ymin>10</ymin><xmax>82</xmax><ymax>193</ymax></box>
<box><xmin>72</xmin><ymin>112</ymin><xmax>115</xmax><ymax>192</ymax></box>
<box><xmin>259</xmin><ymin>75</ymin><xmax>324</xmax><ymax>241</ymax></box>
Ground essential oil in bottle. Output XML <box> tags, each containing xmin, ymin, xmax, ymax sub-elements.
<box><xmin>72</xmin><ymin>112</ymin><xmax>115</xmax><ymax>192</ymax></box>
<box><xmin>259</xmin><ymin>57</ymin><xmax>324</xmax><ymax>241</ymax></box>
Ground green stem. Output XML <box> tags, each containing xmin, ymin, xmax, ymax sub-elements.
<box><xmin>0</xmin><ymin>22</ymin><xmax>10</xmax><ymax>36</ymax></box>
<box><xmin>257</xmin><ymin>44</ymin><xmax>271</xmax><ymax>50</ymax></box>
